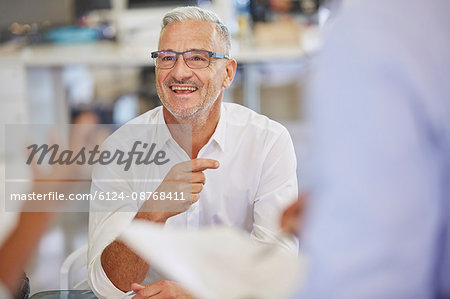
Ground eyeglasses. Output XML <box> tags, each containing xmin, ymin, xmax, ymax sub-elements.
<box><xmin>151</xmin><ymin>50</ymin><xmax>230</xmax><ymax>69</ymax></box>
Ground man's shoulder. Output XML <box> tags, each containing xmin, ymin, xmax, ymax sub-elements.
<box><xmin>223</xmin><ymin>102</ymin><xmax>288</xmax><ymax>137</ymax></box>
<box><xmin>101</xmin><ymin>106</ymin><xmax>163</xmax><ymax>148</ymax></box>
<box><xmin>126</xmin><ymin>106</ymin><xmax>163</xmax><ymax>125</ymax></box>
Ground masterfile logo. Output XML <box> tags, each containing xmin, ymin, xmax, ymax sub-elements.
<box><xmin>4</xmin><ymin>123</ymin><xmax>191</xmax><ymax>212</ymax></box>
<box><xmin>26</xmin><ymin>141</ymin><xmax>170</xmax><ymax>171</ymax></box>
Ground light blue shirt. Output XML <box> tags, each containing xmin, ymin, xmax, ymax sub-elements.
<box><xmin>299</xmin><ymin>0</ymin><xmax>450</xmax><ymax>298</ymax></box>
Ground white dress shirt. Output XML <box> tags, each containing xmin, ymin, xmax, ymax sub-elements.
<box><xmin>88</xmin><ymin>103</ymin><xmax>298</xmax><ymax>298</ymax></box>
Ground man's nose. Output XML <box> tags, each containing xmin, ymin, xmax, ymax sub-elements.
<box><xmin>171</xmin><ymin>54</ymin><xmax>193</xmax><ymax>80</ymax></box>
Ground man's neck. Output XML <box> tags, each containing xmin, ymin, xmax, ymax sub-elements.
<box><xmin>163</xmin><ymin>101</ymin><xmax>221</xmax><ymax>158</ymax></box>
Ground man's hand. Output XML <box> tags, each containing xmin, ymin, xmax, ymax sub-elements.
<box><xmin>280</xmin><ymin>193</ymin><xmax>307</xmax><ymax>236</ymax></box>
<box><xmin>131</xmin><ymin>281</ymin><xmax>195</xmax><ymax>299</ymax></box>
<box><xmin>101</xmin><ymin>159</ymin><xmax>219</xmax><ymax>291</ymax></box>
<box><xmin>136</xmin><ymin>158</ymin><xmax>219</xmax><ymax>223</ymax></box>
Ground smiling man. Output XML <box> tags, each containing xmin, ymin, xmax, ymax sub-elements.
<box><xmin>87</xmin><ymin>6</ymin><xmax>298</xmax><ymax>299</ymax></box>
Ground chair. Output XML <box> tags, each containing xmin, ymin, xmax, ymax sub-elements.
<box><xmin>60</xmin><ymin>244</ymin><xmax>89</xmax><ymax>290</ymax></box>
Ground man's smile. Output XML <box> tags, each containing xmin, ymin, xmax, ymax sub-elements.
<box><xmin>169</xmin><ymin>85</ymin><xmax>199</xmax><ymax>94</ymax></box>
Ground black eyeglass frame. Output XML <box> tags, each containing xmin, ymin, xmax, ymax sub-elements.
<box><xmin>151</xmin><ymin>50</ymin><xmax>230</xmax><ymax>69</ymax></box>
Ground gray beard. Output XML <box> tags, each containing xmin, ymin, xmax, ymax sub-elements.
<box><xmin>161</xmin><ymin>88</ymin><xmax>221</xmax><ymax>126</ymax></box>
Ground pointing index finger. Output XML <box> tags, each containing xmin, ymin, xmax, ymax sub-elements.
<box><xmin>181</xmin><ymin>158</ymin><xmax>219</xmax><ymax>173</ymax></box>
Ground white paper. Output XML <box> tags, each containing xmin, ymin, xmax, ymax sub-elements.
<box><xmin>119</xmin><ymin>220</ymin><xmax>306</xmax><ymax>299</ymax></box>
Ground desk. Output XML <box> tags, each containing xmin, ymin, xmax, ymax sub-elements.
<box><xmin>30</xmin><ymin>290</ymin><xmax>96</xmax><ymax>299</ymax></box>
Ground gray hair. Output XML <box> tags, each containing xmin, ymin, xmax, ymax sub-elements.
<box><xmin>161</xmin><ymin>6</ymin><xmax>231</xmax><ymax>55</ymax></box>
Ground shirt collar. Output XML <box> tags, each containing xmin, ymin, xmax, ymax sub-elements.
<box><xmin>156</xmin><ymin>107</ymin><xmax>173</xmax><ymax>146</ymax></box>
<box><xmin>154</xmin><ymin>104</ymin><xmax>227</xmax><ymax>153</ymax></box>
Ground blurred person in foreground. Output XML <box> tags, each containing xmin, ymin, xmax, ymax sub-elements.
<box><xmin>0</xmin><ymin>165</ymin><xmax>72</xmax><ymax>299</ymax></box>
<box><xmin>298</xmin><ymin>0</ymin><xmax>450</xmax><ymax>298</ymax></box>
<box><xmin>0</xmin><ymin>122</ymin><xmax>96</xmax><ymax>299</ymax></box>
<box><xmin>88</xmin><ymin>6</ymin><xmax>298</xmax><ymax>299</ymax></box>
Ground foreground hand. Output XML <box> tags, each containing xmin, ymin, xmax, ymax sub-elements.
<box><xmin>24</xmin><ymin>126</ymin><xmax>95</xmax><ymax>211</ymax></box>
<box><xmin>131</xmin><ymin>281</ymin><xmax>195</xmax><ymax>299</ymax></box>
<box><xmin>137</xmin><ymin>158</ymin><xmax>219</xmax><ymax>222</ymax></box>
<box><xmin>280</xmin><ymin>193</ymin><xmax>307</xmax><ymax>236</ymax></box>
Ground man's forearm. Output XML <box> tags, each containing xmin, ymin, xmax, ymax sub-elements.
<box><xmin>101</xmin><ymin>240</ymin><xmax>150</xmax><ymax>292</ymax></box>
<box><xmin>100</xmin><ymin>211</ymin><xmax>169</xmax><ymax>292</ymax></box>
<box><xmin>100</xmin><ymin>203</ymin><xmax>175</xmax><ymax>292</ymax></box>
<box><xmin>134</xmin><ymin>211</ymin><xmax>170</xmax><ymax>223</ymax></box>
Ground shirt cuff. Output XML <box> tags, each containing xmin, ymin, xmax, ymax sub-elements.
<box><xmin>251</xmin><ymin>224</ymin><xmax>299</xmax><ymax>255</ymax></box>
<box><xmin>88</xmin><ymin>253</ymin><xmax>128</xmax><ymax>299</ymax></box>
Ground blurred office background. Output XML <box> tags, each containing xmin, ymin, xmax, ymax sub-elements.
<box><xmin>0</xmin><ymin>0</ymin><xmax>340</xmax><ymax>294</ymax></box>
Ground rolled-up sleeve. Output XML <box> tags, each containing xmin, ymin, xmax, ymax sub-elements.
<box><xmin>87</xmin><ymin>165</ymin><xmax>136</xmax><ymax>298</ymax></box>
<box><xmin>252</xmin><ymin>128</ymin><xmax>299</xmax><ymax>254</ymax></box>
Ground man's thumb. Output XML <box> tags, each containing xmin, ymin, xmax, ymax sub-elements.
<box><xmin>131</xmin><ymin>282</ymin><xmax>145</xmax><ymax>293</ymax></box>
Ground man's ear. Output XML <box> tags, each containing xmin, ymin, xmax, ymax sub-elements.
<box><xmin>222</xmin><ymin>59</ymin><xmax>237</xmax><ymax>89</ymax></box>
